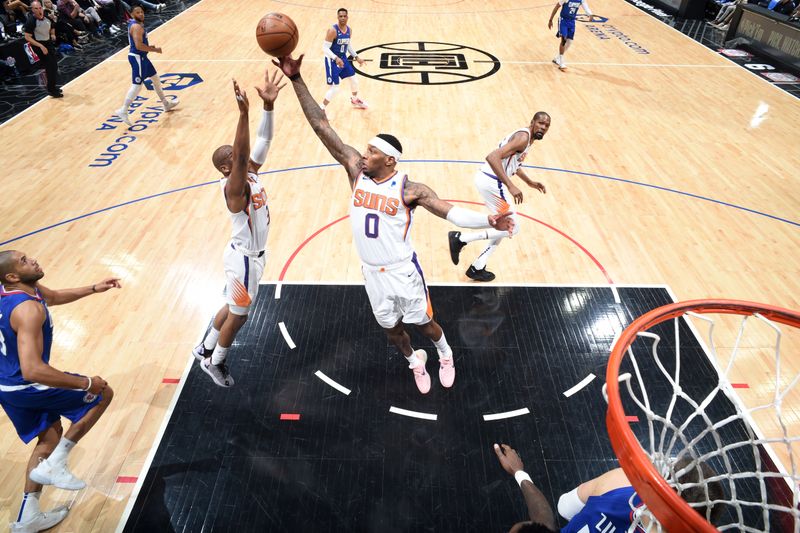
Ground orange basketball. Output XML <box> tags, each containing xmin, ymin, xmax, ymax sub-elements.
<box><xmin>256</xmin><ymin>13</ymin><xmax>299</xmax><ymax>57</ymax></box>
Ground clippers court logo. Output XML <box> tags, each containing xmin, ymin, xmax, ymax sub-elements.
<box><xmin>577</xmin><ymin>14</ymin><xmax>609</xmax><ymax>22</ymax></box>
<box><xmin>143</xmin><ymin>72</ymin><xmax>203</xmax><ymax>91</ymax></box>
<box><xmin>355</xmin><ymin>41</ymin><xmax>500</xmax><ymax>85</ymax></box>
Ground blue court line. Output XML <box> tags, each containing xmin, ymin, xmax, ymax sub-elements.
<box><xmin>1</xmin><ymin>160</ymin><xmax>797</xmax><ymax>246</ymax></box>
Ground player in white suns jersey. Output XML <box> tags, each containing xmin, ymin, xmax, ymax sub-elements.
<box><xmin>276</xmin><ymin>55</ymin><xmax>514</xmax><ymax>394</ymax></box>
<box><xmin>448</xmin><ymin>113</ymin><xmax>551</xmax><ymax>282</ymax></box>
<box><xmin>192</xmin><ymin>69</ymin><xmax>285</xmax><ymax>388</ymax></box>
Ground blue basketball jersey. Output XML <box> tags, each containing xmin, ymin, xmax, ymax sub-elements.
<box><xmin>330</xmin><ymin>24</ymin><xmax>351</xmax><ymax>60</ymax></box>
<box><xmin>128</xmin><ymin>20</ymin><xmax>148</xmax><ymax>56</ymax></box>
<box><xmin>0</xmin><ymin>287</ymin><xmax>52</xmax><ymax>387</ymax></box>
<box><xmin>561</xmin><ymin>487</ymin><xmax>645</xmax><ymax>533</ymax></box>
<box><xmin>560</xmin><ymin>0</ymin><xmax>586</xmax><ymax>21</ymax></box>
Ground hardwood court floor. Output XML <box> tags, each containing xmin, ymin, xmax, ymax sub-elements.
<box><xmin>0</xmin><ymin>0</ymin><xmax>798</xmax><ymax>530</ymax></box>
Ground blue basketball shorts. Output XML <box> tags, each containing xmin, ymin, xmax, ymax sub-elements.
<box><xmin>0</xmin><ymin>378</ymin><xmax>103</xmax><ymax>444</ymax></box>
<box><xmin>128</xmin><ymin>53</ymin><xmax>157</xmax><ymax>85</ymax></box>
<box><xmin>324</xmin><ymin>56</ymin><xmax>356</xmax><ymax>85</ymax></box>
<box><xmin>559</xmin><ymin>18</ymin><xmax>576</xmax><ymax>40</ymax></box>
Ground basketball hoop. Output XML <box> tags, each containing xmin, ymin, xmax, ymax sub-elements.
<box><xmin>605</xmin><ymin>299</ymin><xmax>800</xmax><ymax>532</ymax></box>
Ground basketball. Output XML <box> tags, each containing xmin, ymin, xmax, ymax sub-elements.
<box><xmin>256</xmin><ymin>13</ymin><xmax>299</xmax><ymax>57</ymax></box>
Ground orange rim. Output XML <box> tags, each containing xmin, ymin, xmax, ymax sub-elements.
<box><xmin>605</xmin><ymin>299</ymin><xmax>800</xmax><ymax>531</ymax></box>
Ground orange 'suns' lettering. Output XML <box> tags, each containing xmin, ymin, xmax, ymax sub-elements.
<box><xmin>251</xmin><ymin>189</ymin><xmax>267</xmax><ymax>210</ymax></box>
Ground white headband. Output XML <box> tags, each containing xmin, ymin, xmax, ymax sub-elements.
<box><xmin>369</xmin><ymin>136</ymin><xmax>402</xmax><ymax>160</ymax></box>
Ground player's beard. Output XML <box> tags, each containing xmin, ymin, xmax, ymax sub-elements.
<box><xmin>19</xmin><ymin>271</ymin><xmax>45</xmax><ymax>284</ymax></box>
<box><xmin>533</xmin><ymin>131</ymin><xmax>544</xmax><ymax>140</ymax></box>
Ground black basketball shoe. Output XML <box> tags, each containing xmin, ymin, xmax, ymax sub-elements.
<box><xmin>448</xmin><ymin>231</ymin><xmax>466</xmax><ymax>265</ymax></box>
<box><xmin>466</xmin><ymin>265</ymin><xmax>495</xmax><ymax>282</ymax></box>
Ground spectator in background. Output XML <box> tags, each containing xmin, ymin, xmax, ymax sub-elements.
<box><xmin>56</xmin><ymin>0</ymin><xmax>96</xmax><ymax>35</ymax></box>
<box><xmin>789</xmin><ymin>4</ymin><xmax>799</xmax><ymax>20</ymax></box>
<box><xmin>3</xmin><ymin>0</ymin><xmax>29</xmax><ymax>23</ymax></box>
<box><xmin>119</xmin><ymin>0</ymin><xmax>165</xmax><ymax>13</ymax></box>
<box><xmin>43</xmin><ymin>0</ymin><xmax>84</xmax><ymax>50</ymax></box>
<box><xmin>759</xmin><ymin>0</ymin><xmax>797</xmax><ymax>15</ymax></box>
<box><xmin>23</xmin><ymin>0</ymin><xmax>61</xmax><ymax>97</ymax></box>
<box><xmin>708</xmin><ymin>0</ymin><xmax>746</xmax><ymax>30</ymax></box>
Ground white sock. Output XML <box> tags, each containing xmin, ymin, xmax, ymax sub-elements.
<box><xmin>472</xmin><ymin>239</ymin><xmax>502</xmax><ymax>270</ymax></box>
<box><xmin>432</xmin><ymin>332</ymin><xmax>453</xmax><ymax>360</ymax></box>
<box><xmin>18</xmin><ymin>491</ymin><xmax>41</xmax><ymax>522</ymax></box>
<box><xmin>119</xmin><ymin>83</ymin><xmax>141</xmax><ymax>113</ymax></box>
<box><xmin>47</xmin><ymin>437</ymin><xmax>76</xmax><ymax>467</ymax></box>
<box><xmin>211</xmin><ymin>345</ymin><xmax>229</xmax><ymax>366</ymax></box>
<box><xmin>149</xmin><ymin>76</ymin><xmax>168</xmax><ymax>105</ymax></box>
<box><xmin>404</xmin><ymin>349</ymin><xmax>419</xmax><ymax>367</ymax></box>
<box><xmin>460</xmin><ymin>230</ymin><xmax>489</xmax><ymax>244</ymax></box>
<box><xmin>203</xmin><ymin>327</ymin><xmax>220</xmax><ymax>351</ymax></box>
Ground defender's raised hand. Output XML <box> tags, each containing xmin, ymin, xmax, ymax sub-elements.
<box><xmin>255</xmin><ymin>68</ymin><xmax>286</xmax><ymax>106</ymax></box>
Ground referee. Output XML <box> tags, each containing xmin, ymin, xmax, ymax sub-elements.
<box><xmin>23</xmin><ymin>1</ymin><xmax>62</xmax><ymax>98</ymax></box>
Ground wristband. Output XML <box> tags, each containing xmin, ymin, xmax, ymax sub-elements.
<box><xmin>82</xmin><ymin>376</ymin><xmax>92</xmax><ymax>391</ymax></box>
<box><xmin>92</xmin><ymin>284</ymin><xmax>96</xmax><ymax>292</ymax></box>
<box><xmin>289</xmin><ymin>73</ymin><xmax>301</xmax><ymax>81</ymax></box>
<box><xmin>514</xmin><ymin>470</ymin><xmax>532</xmax><ymax>487</ymax></box>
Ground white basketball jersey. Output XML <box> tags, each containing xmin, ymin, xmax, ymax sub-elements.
<box><xmin>479</xmin><ymin>128</ymin><xmax>532</xmax><ymax>178</ymax></box>
<box><xmin>220</xmin><ymin>171</ymin><xmax>270</xmax><ymax>252</ymax></box>
<box><xmin>350</xmin><ymin>171</ymin><xmax>414</xmax><ymax>267</ymax></box>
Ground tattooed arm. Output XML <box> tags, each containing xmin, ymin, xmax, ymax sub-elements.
<box><xmin>273</xmin><ymin>55</ymin><xmax>363</xmax><ymax>189</ymax></box>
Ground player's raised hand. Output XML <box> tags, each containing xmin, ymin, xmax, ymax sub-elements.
<box><xmin>255</xmin><ymin>68</ymin><xmax>286</xmax><ymax>106</ymax></box>
<box><xmin>272</xmin><ymin>54</ymin><xmax>305</xmax><ymax>80</ymax></box>
<box><xmin>233</xmin><ymin>79</ymin><xmax>249</xmax><ymax>112</ymax></box>
<box><xmin>488</xmin><ymin>211</ymin><xmax>515</xmax><ymax>236</ymax></box>
<box><xmin>93</xmin><ymin>278</ymin><xmax>122</xmax><ymax>292</ymax></box>
<box><xmin>494</xmin><ymin>443</ymin><xmax>525</xmax><ymax>475</ymax></box>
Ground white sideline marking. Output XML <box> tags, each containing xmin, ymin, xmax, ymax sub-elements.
<box><xmin>610</xmin><ymin>284</ymin><xmax>621</xmax><ymax>304</ymax></box>
<box><xmin>482</xmin><ymin>407</ymin><xmax>530</xmax><ymax>421</ymax></box>
<box><xmin>274</xmin><ymin>282</ymin><xmax>282</xmax><ymax>299</ymax></box>
<box><xmin>389</xmin><ymin>406</ymin><xmax>437</xmax><ymax>421</ymax></box>
<box><xmin>278</xmin><ymin>322</ymin><xmax>296</xmax><ymax>349</ymax></box>
<box><xmin>314</xmin><ymin>370</ymin><xmax>351</xmax><ymax>395</ymax></box>
<box><xmin>563</xmin><ymin>374</ymin><xmax>597</xmax><ymax>397</ymax></box>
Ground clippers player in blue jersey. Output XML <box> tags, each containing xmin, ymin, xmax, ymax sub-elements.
<box><xmin>320</xmin><ymin>7</ymin><xmax>368</xmax><ymax>114</ymax></box>
<box><xmin>275</xmin><ymin>54</ymin><xmax>515</xmax><ymax>394</ymax></box>
<box><xmin>547</xmin><ymin>0</ymin><xmax>599</xmax><ymax>70</ymax></box>
<box><xmin>0</xmin><ymin>250</ymin><xmax>120</xmax><ymax>533</ymax></box>
<box><xmin>493</xmin><ymin>443</ymin><xmax>724</xmax><ymax>533</ymax></box>
<box><xmin>114</xmin><ymin>4</ymin><xmax>178</xmax><ymax>127</ymax></box>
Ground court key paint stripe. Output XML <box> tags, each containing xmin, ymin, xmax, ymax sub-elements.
<box><xmin>314</xmin><ymin>370</ymin><xmax>352</xmax><ymax>395</ymax></box>
<box><xmin>732</xmin><ymin>383</ymin><xmax>750</xmax><ymax>389</ymax></box>
<box><xmin>389</xmin><ymin>406</ymin><xmax>438</xmax><ymax>421</ymax></box>
<box><xmin>116</xmin><ymin>476</ymin><xmax>138</xmax><ymax>483</ymax></box>
<box><xmin>482</xmin><ymin>407</ymin><xmax>530</xmax><ymax>421</ymax></box>
<box><xmin>563</xmin><ymin>374</ymin><xmax>596</xmax><ymax>397</ymax></box>
<box><xmin>280</xmin><ymin>413</ymin><xmax>301</xmax><ymax>421</ymax></box>
<box><xmin>161</xmin><ymin>378</ymin><xmax>180</xmax><ymax>384</ymax></box>
<box><xmin>278</xmin><ymin>322</ymin><xmax>296</xmax><ymax>349</ymax></box>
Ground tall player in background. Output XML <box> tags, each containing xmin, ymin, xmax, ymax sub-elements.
<box><xmin>0</xmin><ymin>251</ymin><xmax>119</xmax><ymax>533</ymax></box>
<box><xmin>448</xmin><ymin>113</ymin><xmax>550</xmax><ymax>282</ymax></box>
<box><xmin>274</xmin><ymin>54</ymin><xmax>514</xmax><ymax>394</ymax></box>
<box><xmin>548</xmin><ymin>0</ymin><xmax>599</xmax><ymax>70</ymax></box>
<box><xmin>192</xmin><ymin>69</ymin><xmax>285</xmax><ymax>388</ymax></box>
<box><xmin>114</xmin><ymin>4</ymin><xmax>178</xmax><ymax>127</ymax></box>
<box><xmin>320</xmin><ymin>7</ymin><xmax>367</xmax><ymax>113</ymax></box>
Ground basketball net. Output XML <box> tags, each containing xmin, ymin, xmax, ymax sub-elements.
<box><xmin>604</xmin><ymin>300</ymin><xmax>800</xmax><ymax>532</ymax></box>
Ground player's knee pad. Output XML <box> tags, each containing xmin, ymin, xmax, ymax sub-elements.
<box><xmin>557</xmin><ymin>487</ymin><xmax>585</xmax><ymax>520</ymax></box>
<box><xmin>325</xmin><ymin>85</ymin><xmax>340</xmax><ymax>101</ymax></box>
<box><xmin>228</xmin><ymin>304</ymin><xmax>250</xmax><ymax>316</ymax></box>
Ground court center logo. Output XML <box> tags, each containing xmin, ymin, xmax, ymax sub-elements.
<box><xmin>354</xmin><ymin>41</ymin><xmax>499</xmax><ymax>85</ymax></box>
<box><xmin>576</xmin><ymin>14</ymin><xmax>609</xmax><ymax>22</ymax></box>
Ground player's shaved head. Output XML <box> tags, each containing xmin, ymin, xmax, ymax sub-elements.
<box><xmin>212</xmin><ymin>145</ymin><xmax>233</xmax><ymax>173</ymax></box>
<box><xmin>0</xmin><ymin>251</ymin><xmax>19</xmax><ymax>284</ymax></box>
<box><xmin>533</xmin><ymin>111</ymin><xmax>550</xmax><ymax>121</ymax></box>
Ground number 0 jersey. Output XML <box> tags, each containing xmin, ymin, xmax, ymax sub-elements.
<box><xmin>220</xmin><ymin>171</ymin><xmax>270</xmax><ymax>253</ymax></box>
<box><xmin>350</xmin><ymin>171</ymin><xmax>414</xmax><ymax>267</ymax></box>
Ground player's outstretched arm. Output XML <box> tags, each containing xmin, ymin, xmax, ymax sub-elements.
<box><xmin>273</xmin><ymin>55</ymin><xmax>363</xmax><ymax>187</ymax></box>
<box><xmin>404</xmin><ymin>180</ymin><xmax>515</xmax><ymax>234</ymax></box>
<box><xmin>249</xmin><ymin>68</ymin><xmax>286</xmax><ymax>174</ymax></box>
<box><xmin>37</xmin><ymin>278</ymin><xmax>121</xmax><ymax>306</ymax></box>
<box><xmin>225</xmin><ymin>80</ymin><xmax>251</xmax><ymax>213</ymax></box>
<box><xmin>494</xmin><ymin>443</ymin><xmax>558</xmax><ymax>529</ymax></box>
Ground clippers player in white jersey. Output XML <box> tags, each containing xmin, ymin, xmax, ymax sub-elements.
<box><xmin>448</xmin><ymin>113</ymin><xmax>551</xmax><ymax>282</ymax></box>
<box><xmin>192</xmin><ymin>69</ymin><xmax>285</xmax><ymax>387</ymax></box>
<box><xmin>320</xmin><ymin>7</ymin><xmax>367</xmax><ymax>113</ymax></box>
<box><xmin>275</xmin><ymin>54</ymin><xmax>514</xmax><ymax>394</ymax></box>
<box><xmin>113</xmin><ymin>4</ymin><xmax>178</xmax><ymax>127</ymax></box>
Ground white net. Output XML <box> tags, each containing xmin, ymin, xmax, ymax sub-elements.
<box><xmin>607</xmin><ymin>308</ymin><xmax>800</xmax><ymax>532</ymax></box>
